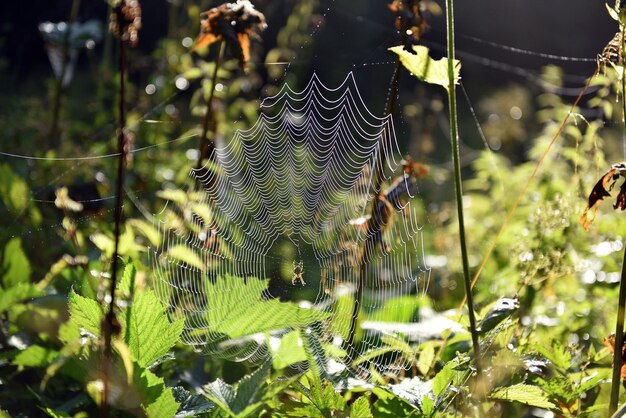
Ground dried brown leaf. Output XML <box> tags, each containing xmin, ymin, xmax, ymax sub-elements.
<box><xmin>194</xmin><ymin>0</ymin><xmax>266</xmax><ymax>70</ymax></box>
<box><xmin>580</xmin><ymin>161</ymin><xmax>626</xmax><ymax>230</ymax></box>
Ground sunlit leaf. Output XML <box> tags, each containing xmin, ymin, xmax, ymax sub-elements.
<box><xmin>489</xmin><ymin>384</ymin><xmax>556</xmax><ymax>410</ymax></box>
<box><xmin>2</xmin><ymin>238</ymin><xmax>31</xmax><ymax>288</ymax></box>
<box><xmin>124</xmin><ymin>289</ymin><xmax>184</xmax><ymax>368</ymax></box>
<box><xmin>390</xmin><ymin>45</ymin><xmax>460</xmax><ymax>90</ymax></box>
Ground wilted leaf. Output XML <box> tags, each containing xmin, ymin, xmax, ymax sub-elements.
<box><xmin>580</xmin><ymin>161</ymin><xmax>626</xmax><ymax>230</ymax></box>
<box><xmin>390</xmin><ymin>45</ymin><xmax>460</xmax><ymax>90</ymax></box>
<box><xmin>195</xmin><ymin>0</ymin><xmax>267</xmax><ymax>70</ymax></box>
<box><xmin>605</xmin><ymin>333</ymin><xmax>626</xmax><ymax>385</ymax></box>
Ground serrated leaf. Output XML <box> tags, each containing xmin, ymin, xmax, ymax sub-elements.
<box><xmin>2</xmin><ymin>238</ymin><xmax>31</xmax><ymax>288</ymax></box>
<box><xmin>68</xmin><ymin>289</ymin><xmax>102</xmax><ymax>337</ymax></box>
<box><xmin>124</xmin><ymin>289</ymin><xmax>184</xmax><ymax>367</ymax></box>
<box><xmin>489</xmin><ymin>384</ymin><xmax>556</xmax><ymax>410</ymax></box>
<box><xmin>351</xmin><ymin>396</ymin><xmax>373</xmax><ymax>418</ymax></box>
<box><xmin>203</xmin><ymin>379</ymin><xmax>236</xmax><ymax>413</ymax></box>
<box><xmin>145</xmin><ymin>387</ymin><xmax>180</xmax><ymax>418</ymax></box>
<box><xmin>431</xmin><ymin>361</ymin><xmax>455</xmax><ymax>398</ymax></box>
<box><xmin>232</xmin><ymin>359</ymin><xmax>272</xmax><ymax>415</ymax></box>
<box><xmin>390</xmin><ymin>45</ymin><xmax>460</xmax><ymax>90</ymax></box>
<box><xmin>205</xmin><ymin>275</ymin><xmax>327</xmax><ymax>345</ymax></box>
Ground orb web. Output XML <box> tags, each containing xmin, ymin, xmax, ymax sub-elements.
<box><xmin>151</xmin><ymin>72</ymin><xmax>430</xmax><ymax>380</ymax></box>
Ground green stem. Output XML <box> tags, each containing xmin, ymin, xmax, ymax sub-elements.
<box><xmin>609</xmin><ymin>26</ymin><xmax>626</xmax><ymax>417</ymax></box>
<box><xmin>196</xmin><ymin>41</ymin><xmax>224</xmax><ymax>171</ymax></box>
<box><xmin>101</xmin><ymin>36</ymin><xmax>127</xmax><ymax>418</ymax></box>
<box><xmin>346</xmin><ymin>31</ymin><xmax>406</xmax><ymax>356</ymax></box>
<box><xmin>445</xmin><ymin>0</ymin><xmax>481</xmax><ymax>367</ymax></box>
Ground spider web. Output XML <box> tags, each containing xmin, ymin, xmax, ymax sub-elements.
<box><xmin>151</xmin><ymin>71</ymin><xmax>431</xmax><ymax>379</ymax></box>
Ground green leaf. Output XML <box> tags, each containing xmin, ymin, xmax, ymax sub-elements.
<box><xmin>432</xmin><ymin>361</ymin><xmax>456</xmax><ymax>398</ymax></box>
<box><xmin>68</xmin><ymin>289</ymin><xmax>102</xmax><ymax>337</ymax></box>
<box><xmin>272</xmin><ymin>330</ymin><xmax>307</xmax><ymax>370</ymax></box>
<box><xmin>124</xmin><ymin>289</ymin><xmax>184</xmax><ymax>367</ymax></box>
<box><xmin>205</xmin><ymin>275</ymin><xmax>327</xmax><ymax>344</ymax></box>
<box><xmin>351</xmin><ymin>396</ymin><xmax>373</xmax><ymax>418</ymax></box>
<box><xmin>167</xmin><ymin>245</ymin><xmax>205</xmax><ymax>271</ymax></box>
<box><xmin>1</xmin><ymin>238</ymin><xmax>31</xmax><ymax>288</ymax></box>
<box><xmin>13</xmin><ymin>345</ymin><xmax>58</xmax><ymax>368</ymax></box>
<box><xmin>145</xmin><ymin>387</ymin><xmax>180</xmax><ymax>418</ymax></box>
<box><xmin>0</xmin><ymin>164</ymin><xmax>29</xmax><ymax>215</ymax></box>
<box><xmin>373</xmin><ymin>395</ymin><xmax>419</xmax><ymax>418</ymax></box>
<box><xmin>0</xmin><ymin>283</ymin><xmax>43</xmax><ymax>311</ymax></box>
<box><xmin>389</xmin><ymin>45</ymin><xmax>461</xmax><ymax>90</ymax></box>
<box><xmin>232</xmin><ymin>359</ymin><xmax>271</xmax><ymax>415</ymax></box>
<box><xmin>489</xmin><ymin>384</ymin><xmax>556</xmax><ymax>410</ymax></box>
<box><xmin>204</xmin><ymin>379</ymin><xmax>236</xmax><ymax>415</ymax></box>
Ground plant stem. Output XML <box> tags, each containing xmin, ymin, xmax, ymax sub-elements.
<box><xmin>346</xmin><ymin>32</ymin><xmax>406</xmax><ymax>355</ymax></box>
<box><xmin>48</xmin><ymin>0</ymin><xmax>81</xmax><ymax>147</ymax></box>
<box><xmin>610</xmin><ymin>247</ymin><xmax>626</xmax><ymax>415</ymax></box>
<box><xmin>609</xmin><ymin>25</ymin><xmax>626</xmax><ymax>417</ymax></box>
<box><xmin>101</xmin><ymin>37</ymin><xmax>127</xmax><ymax>418</ymax></box>
<box><xmin>444</xmin><ymin>0</ymin><xmax>481</xmax><ymax>367</ymax></box>
<box><xmin>196</xmin><ymin>40</ymin><xmax>224</xmax><ymax>171</ymax></box>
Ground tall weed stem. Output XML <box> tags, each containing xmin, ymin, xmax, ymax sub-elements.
<box><xmin>101</xmin><ymin>37</ymin><xmax>127</xmax><ymax>418</ymax></box>
<box><xmin>444</xmin><ymin>0</ymin><xmax>481</xmax><ymax>366</ymax></box>
<box><xmin>609</xmin><ymin>26</ymin><xmax>626</xmax><ymax>417</ymax></box>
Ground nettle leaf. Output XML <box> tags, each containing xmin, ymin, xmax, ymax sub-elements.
<box><xmin>144</xmin><ymin>386</ymin><xmax>180</xmax><ymax>418</ymax></box>
<box><xmin>204</xmin><ymin>379</ymin><xmax>236</xmax><ymax>414</ymax></box>
<box><xmin>68</xmin><ymin>289</ymin><xmax>102</xmax><ymax>337</ymax></box>
<box><xmin>390</xmin><ymin>45</ymin><xmax>460</xmax><ymax>90</ymax></box>
<box><xmin>2</xmin><ymin>237</ymin><xmax>31</xmax><ymax>288</ymax></box>
<box><xmin>137</xmin><ymin>367</ymin><xmax>180</xmax><ymax>418</ymax></box>
<box><xmin>232</xmin><ymin>359</ymin><xmax>272</xmax><ymax>414</ymax></box>
<box><xmin>206</xmin><ymin>275</ymin><xmax>327</xmax><ymax>344</ymax></box>
<box><xmin>124</xmin><ymin>289</ymin><xmax>185</xmax><ymax>368</ymax></box>
<box><xmin>203</xmin><ymin>359</ymin><xmax>271</xmax><ymax>417</ymax></box>
<box><xmin>351</xmin><ymin>396</ymin><xmax>373</xmax><ymax>418</ymax></box>
<box><xmin>489</xmin><ymin>384</ymin><xmax>556</xmax><ymax>410</ymax></box>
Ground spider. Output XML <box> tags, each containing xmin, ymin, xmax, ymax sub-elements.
<box><xmin>291</xmin><ymin>261</ymin><xmax>305</xmax><ymax>286</ymax></box>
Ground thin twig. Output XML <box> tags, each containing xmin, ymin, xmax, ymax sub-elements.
<box><xmin>196</xmin><ymin>40</ymin><xmax>224</xmax><ymax>171</ymax></box>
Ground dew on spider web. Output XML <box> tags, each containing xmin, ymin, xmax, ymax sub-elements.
<box><xmin>151</xmin><ymin>72</ymin><xmax>431</xmax><ymax>381</ymax></box>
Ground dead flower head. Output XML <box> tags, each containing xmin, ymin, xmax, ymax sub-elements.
<box><xmin>195</xmin><ymin>0</ymin><xmax>267</xmax><ymax>70</ymax></box>
<box><xmin>388</xmin><ymin>0</ymin><xmax>428</xmax><ymax>45</ymax></box>
<box><xmin>109</xmin><ymin>0</ymin><xmax>142</xmax><ymax>47</ymax></box>
<box><xmin>580</xmin><ymin>161</ymin><xmax>626</xmax><ymax>230</ymax></box>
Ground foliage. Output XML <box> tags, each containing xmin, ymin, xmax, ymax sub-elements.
<box><xmin>2</xmin><ymin>1</ymin><xmax>626</xmax><ymax>417</ymax></box>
